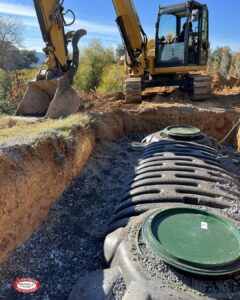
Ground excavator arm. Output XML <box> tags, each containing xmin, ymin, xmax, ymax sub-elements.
<box><xmin>33</xmin><ymin>0</ymin><xmax>86</xmax><ymax>82</ymax></box>
<box><xmin>16</xmin><ymin>0</ymin><xmax>87</xmax><ymax>119</ymax></box>
<box><xmin>112</xmin><ymin>0</ymin><xmax>147</xmax><ymax>67</ymax></box>
<box><xmin>112</xmin><ymin>0</ymin><xmax>148</xmax><ymax>103</ymax></box>
<box><xmin>34</xmin><ymin>0</ymin><xmax>69</xmax><ymax>73</ymax></box>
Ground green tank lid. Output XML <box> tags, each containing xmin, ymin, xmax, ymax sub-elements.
<box><xmin>142</xmin><ymin>207</ymin><xmax>240</xmax><ymax>276</ymax></box>
<box><xmin>163</xmin><ymin>125</ymin><xmax>201</xmax><ymax>139</ymax></box>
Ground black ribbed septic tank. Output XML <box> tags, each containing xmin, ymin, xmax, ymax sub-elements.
<box><xmin>69</xmin><ymin>127</ymin><xmax>240</xmax><ymax>300</ymax></box>
<box><xmin>108</xmin><ymin>126</ymin><xmax>239</xmax><ymax>233</ymax></box>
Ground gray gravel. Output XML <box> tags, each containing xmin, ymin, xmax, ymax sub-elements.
<box><xmin>111</xmin><ymin>277</ymin><xmax>127</xmax><ymax>300</ymax></box>
<box><xmin>138</xmin><ymin>234</ymin><xmax>240</xmax><ymax>299</ymax></box>
<box><xmin>0</xmin><ymin>134</ymin><xmax>239</xmax><ymax>300</ymax></box>
<box><xmin>218</xmin><ymin>146</ymin><xmax>240</xmax><ymax>226</ymax></box>
<box><xmin>0</xmin><ymin>135</ymin><xmax>144</xmax><ymax>300</ymax></box>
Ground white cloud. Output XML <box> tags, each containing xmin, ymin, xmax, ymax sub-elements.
<box><xmin>0</xmin><ymin>1</ymin><xmax>118</xmax><ymax>35</ymax></box>
<box><xmin>21</xmin><ymin>18</ymin><xmax>38</xmax><ymax>28</ymax></box>
<box><xmin>0</xmin><ymin>2</ymin><xmax>36</xmax><ymax>17</ymax></box>
<box><xmin>0</xmin><ymin>1</ymin><xmax>121</xmax><ymax>50</ymax></box>
<box><xmin>70</xmin><ymin>19</ymin><xmax>118</xmax><ymax>35</ymax></box>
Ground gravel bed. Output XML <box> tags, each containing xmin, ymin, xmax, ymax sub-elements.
<box><xmin>0</xmin><ymin>135</ymin><xmax>239</xmax><ymax>300</ymax></box>
<box><xmin>218</xmin><ymin>146</ymin><xmax>240</xmax><ymax>225</ymax></box>
<box><xmin>138</xmin><ymin>234</ymin><xmax>240</xmax><ymax>299</ymax></box>
<box><xmin>0</xmin><ymin>135</ymin><xmax>144</xmax><ymax>299</ymax></box>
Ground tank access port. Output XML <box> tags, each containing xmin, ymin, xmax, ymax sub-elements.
<box><xmin>142</xmin><ymin>125</ymin><xmax>220</xmax><ymax>148</ymax></box>
<box><xmin>142</xmin><ymin>207</ymin><xmax>240</xmax><ymax>277</ymax></box>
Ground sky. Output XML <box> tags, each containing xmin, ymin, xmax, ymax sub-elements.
<box><xmin>0</xmin><ymin>0</ymin><xmax>239</xmax><ymax>52</ymax></box>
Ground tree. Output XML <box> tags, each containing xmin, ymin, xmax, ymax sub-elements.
<box><xmin>15</xmin><ymin>50</ymin><xmax>39</xmax><ymax>69</ymax></box>
<box><xmin>98</xmin><ymin>64</ymin><xmax>126</xmax><ymax>94</ymax></box>
<box><xmin>0</xmin><ymin>68</ymin><xmax>16</xmax><ymax>114</ymax></box>
<box><xmin>75</xmin><ymin>40</ymin><xmax>115</xmax><ymax>92</ymax></box>
<box><xmin>229</xmin><ymin>53</ymin><xmax>240</xmax><ymax>79</ymax></box>
<box><xmin>208</xmin><ymin>47</ymin><xmax>233</xmax><ymax>79</ymax></box>
<box><xmin>0</xmin><ymin>68</ymin><xmax>11</xmax><ymax>99</ymax></box>
<box><xmin>0</xmin><ymin>17</ymin><xmax>23</xmax><ymax>71</ymax></box>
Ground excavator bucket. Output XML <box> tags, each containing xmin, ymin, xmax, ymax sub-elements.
<box><xmin>16</xmin><ymin>77</ymin><xmax>81</xmax><ymax>119</ymax></box>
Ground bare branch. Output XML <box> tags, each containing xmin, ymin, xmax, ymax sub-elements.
<box><xmin>0</xmin><ymin>17</ymin><xmax>24</xmax><ymax>70</ymax></box>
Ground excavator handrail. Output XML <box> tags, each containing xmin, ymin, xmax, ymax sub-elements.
<box><xmin>63</xmin><ymin>9</ymin><xmax>76</xmax><ymax>26</ymax></box>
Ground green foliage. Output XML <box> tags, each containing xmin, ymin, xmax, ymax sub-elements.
<box><xmin>98</xmin><ymin>64</ymin><xmax>126</xmax><ymax>94</ymax></box>
<box><xmin>0</xmin><ymin>69</ymin><xmax>16</xmax><ymax>114</ymax></box>
<box><xmin>0</xmin><ymin>99</ymin><xmax>16</xmax><ymax>115</ymax></box>
<box><xmin>208</xmin><ymin>47</ymin><xmax>240</xmax><ymax>79</ymax></box>
<box><xmin>15</xmin><ymin>50</ymin><xmax>39</xmax><ymax>69</ymax></box>
<box><xmin>0</xmin><ymin>69</ymin><xmax>11</xmax><ymax>98</ymax></box>
<box><xmin>74</xmin><ymin>40</ymin><xmax>115</xmax><ymax>92</ymax></box>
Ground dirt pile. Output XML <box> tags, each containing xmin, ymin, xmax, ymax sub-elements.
<box><xmin>212</xmin><ymin>72</ymin><xmax>240</xmax><ymax>91</ymax></box>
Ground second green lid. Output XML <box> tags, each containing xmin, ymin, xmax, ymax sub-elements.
<box><xmin>163</xmin><ymin>125</ymin><xmax>201</xmax><ymax>139</ymax></box>
<box><xmin>142</xmin><ymin>207</ymin><xmax>240</xmax><ymax>276</ymax></box>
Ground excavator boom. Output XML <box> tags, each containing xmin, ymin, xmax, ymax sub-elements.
<box><xmin>16</xmin><ymin>0</ymin><xmax>87</xmax><ymax>119</ymax></box>
<box><xmin>113</xmin><ymin>0</ymin><xmax>147</xmax><ymax>67</ymax></box>
<box><xmin>33</xmin><ymin>0</ymin><xmax>69</xmax><ymax>70</ymax></box>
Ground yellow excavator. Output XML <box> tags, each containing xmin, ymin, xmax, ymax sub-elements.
<box><xmin>113</xmin><ymin>0</ymin><xmax>211</xmax><ymax>103</ymax></box>
<box><xmin>17</xmin><ymin>0</ymin><xmax>211</xmax><ymax>118</ymax></box>
<box><xmin>16</xmin><ymin>0</ymin><xmax>86</xmax><ymax>119</ymax></box>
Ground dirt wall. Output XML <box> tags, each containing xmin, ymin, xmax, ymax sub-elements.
<box><xmin>93</xmin><ymin>107</ymin><xmax>239</xmax><ymax>145</ymax></box>
<box><xmin>0</xmin><ymin>132</ymin><xmax>95</xmax><ymax>261</ymax></box>
<box><xmin>0</xmin><ymin>106</ymin><xmax>239</xmax><ymax>262</ymax></box>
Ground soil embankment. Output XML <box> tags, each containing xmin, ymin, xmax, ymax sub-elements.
<box><xmin>0</xmin><ymin>132</ymin><xmax>94</xmax><ymax>261</ymax></box>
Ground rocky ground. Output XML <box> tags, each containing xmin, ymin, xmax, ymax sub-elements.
<box><xmin>0</xmin><ymin>131</ymin><xmax>239</xmax><ymax>299</ymax></box>
<box><xmin>0</xmin><ymin>135</ymin><xmax>144</xmax><ymax>299</ymax></box>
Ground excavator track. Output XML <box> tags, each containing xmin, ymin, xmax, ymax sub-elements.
<box><xmin>124</xmin><ymin>77</ymin><xmax>143</xmax><ymax>103</ymax></box>
<box><xmin>189</xmin><ymin>75</ymin><xmax>212</xmax><ymax>101</ymax></box>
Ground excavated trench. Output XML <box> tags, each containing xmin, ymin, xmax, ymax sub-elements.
<box><xmin>0</xmin><ymin>105</ymin><xmax>239</xmax><ymax>299</ymax></box>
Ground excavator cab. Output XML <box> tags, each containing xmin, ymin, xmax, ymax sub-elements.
<box><xmin>155</xmin><ymin>1</ymin><xmax>209</xmax><ymax>68</ymax></box>
<box><xmin>113</xmin><ymin>0</ymin><xmax>211</xmax><ymax>103</ymax></box>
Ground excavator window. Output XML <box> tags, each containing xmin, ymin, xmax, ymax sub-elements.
<box><xmin>156</xmin><ymin>12</ymin><xmax>186</xmax><ymax>67</ymax></box>
<box><xmin>200</xmin><ymin>8</ymin><xmax>209</xmax><ymax>64</ymax></box>
<box><xmin>158</xmin><ymin>14</ymin><xmax>176</xmax><ymax>43</ymax></box>
<box><xmin>155</xmin><ymin>1</ymin><xmax>209</xmax><ymax>68</ymax></box>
